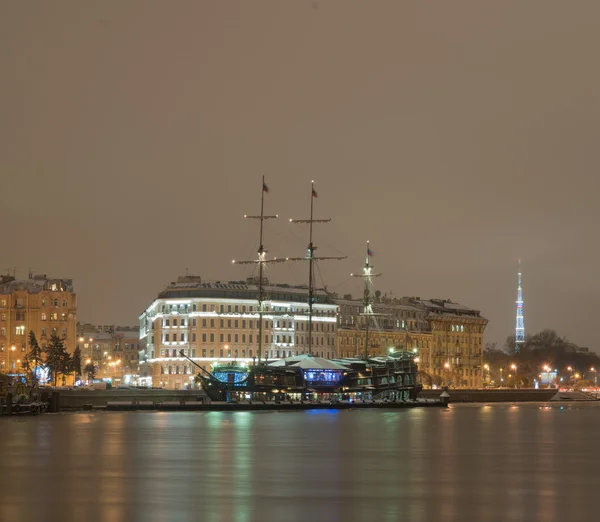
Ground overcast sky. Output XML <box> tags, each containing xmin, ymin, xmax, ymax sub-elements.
<box><xmin>1</xmin><ymin>1</ymin><xmax>599</xmax><ymax>350</ymax></box>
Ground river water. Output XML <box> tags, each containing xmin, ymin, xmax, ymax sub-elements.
<box><xmin>0</xmin><ymin>403</ymin><xmax>598</xmax><ymax>522</ymax></box>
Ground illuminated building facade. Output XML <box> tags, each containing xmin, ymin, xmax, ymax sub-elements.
<box><xmin>335</xmin><ymin>296</ymin><xmax>487</xmax><ymax>388</ymax></box>
<box><xmin>139</xmin><ymin>275</ymin><xmax>338</xmax><ymax>389</ymax></box>
<box><xmin>77</xmin><ymin>323</ymin><xmax>141</xmax><ymax>385</ymax></box>
<box><xmin>0</xmin><ymin>273</ymin><xmax>77</xmax><ymax>379</ymax></box>
<box><xmin>335</xmin><ymin>299</ymin><xmax>433</xmax><ymax>358</ymax></box>
<box><xmin>403</xmin><ymin>298</ymin><xmax>488</xmax><ymax>388</ymax></box>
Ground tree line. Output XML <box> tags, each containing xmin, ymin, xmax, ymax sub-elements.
<box><xmin>7</xmin><ymin>331</ymin><xmax>99</xmax><ymax>386</ymax></box>
<box><xmin>484</xmin><ymin>329</ymin><xmax>600</xmax><ymax>387</ymax></box>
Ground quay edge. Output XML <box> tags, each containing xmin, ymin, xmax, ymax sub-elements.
<box><xmin>418</xmin><ymin>388</ymin><xmax>558</xmax><ymax>403</ymax></box>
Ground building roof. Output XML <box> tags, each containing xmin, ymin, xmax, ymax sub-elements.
<box><xmin>153</xmin><ymin>276</ymin><xmax>333</xmax><ymax>305</ymax></box>
<box><xmin>0</xmin><ymin>275</ymin><xmax>74</xmax><ymax>294</ymax></box>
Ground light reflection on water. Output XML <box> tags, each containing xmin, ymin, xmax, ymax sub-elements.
<box><xmin>1</xmin><ymin>403</ymin><xmax>599</xmax><ymax>522</ymax></box>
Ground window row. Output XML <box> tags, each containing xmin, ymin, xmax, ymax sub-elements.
<box><xmin>0</xmin><ymin>327</ymin><xmax>67</xmax><ymax>338</ymax></box>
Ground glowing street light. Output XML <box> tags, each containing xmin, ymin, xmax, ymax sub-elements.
<box><xmin>511</xmin><ymin>363</ymin><xmax>518</xmax><ymax>388</ymax></box>
<box><xmin>567</xmin><ymin>366</ymin><xmax>574</xmax><ymax>385</ymax></box>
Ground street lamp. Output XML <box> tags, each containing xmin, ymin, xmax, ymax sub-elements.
<box><xmin>567</xmin><ymin>366</ymin><xmax>574</xmax><ymax>386</ymax></box>
<box><xmin>10</xmin><ymin>345</ymin><xmax>16</xmax><ymax>372</ymax></box>
<box><xmin>591</xmin><ymin>367</ymin><xmax>597</xmax><ymax>388</ymax></box>
<box><xmin>511</xmin><ymin>364</ymin><xmax>518</xmax><ymax>388</ymax></box>
<box><xmin>500</xmin><ymin>367</ymin><xmax>504</xmax><ymax>387</ymax></box>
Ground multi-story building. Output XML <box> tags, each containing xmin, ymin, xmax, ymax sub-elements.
<box><xmin>335</xmin><ymin>295</ymin><xmax>488</xmax><ymax>388</ymax></box>
<box><xmin>0</xmin><ymin>273</ymin><xmax>77</xmax><ymax>377</ymax></box>
<box><xmin>77</xmin><ymin>323</ymin><xmax>141</xmax><ymax>385</ymax></box>
<box><xmin>335</xmin><ymin>298</ymin><xmax>433</xmax><ymax>358</ymax></box>
<box><xmin>139</xmin><ymin>275</ymin><xmax>338</xmax><ymax>389</ymax></box>
<box><xmin>400</xmin><ymin>297</ymin><xmax>488</xmax><ymax>388</ymax></box>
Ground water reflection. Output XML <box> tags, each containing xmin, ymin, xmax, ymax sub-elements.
<box><xmin>1</xmin><ymin>404</ymin><xmax>599</xmax><ymax>522</ymax></box>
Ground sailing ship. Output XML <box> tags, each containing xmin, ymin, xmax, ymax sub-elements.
<box><xmin>330</xmin><ymin>241</ymin><xmax>422</xmax><ymax>401</ymax></box>
<box><xmin>185</xmin><ymin>180</ymin><xmax>422</xmax><ymax>402</ymax></box>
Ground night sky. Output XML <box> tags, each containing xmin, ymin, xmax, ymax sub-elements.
<box><xmin>2</xmin><ymin>1</ymin><xmax>599</xmax><ymax>350</ymax></box>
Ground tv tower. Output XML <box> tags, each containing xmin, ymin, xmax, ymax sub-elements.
<box><xmin>515</xmin><ymin>258</ymin><xmax>525</xmax><ymax>352</ymax></box>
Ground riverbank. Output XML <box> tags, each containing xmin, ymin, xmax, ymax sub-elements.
<box><xmin>3</xmin><ymin>387</ymin><xmax>568</xmax><ymax>416</ymax></box>
<box><xmin>104</xmin><ymin>398</ymin><xmax>446</xmax><ymax>412</ymax></box>
<box><xmin>418</xmin><ymin>387</ymin><xmax>558</xmax><ymax>402</ymax></box>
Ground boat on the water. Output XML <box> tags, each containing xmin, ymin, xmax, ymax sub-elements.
<box><xmin>183</xmin><ymin>180</ymin><xmax>424</xmax><ymax>403</ymax></box>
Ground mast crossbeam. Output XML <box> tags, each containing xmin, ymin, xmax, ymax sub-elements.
<box><xmin>290</xmin><ymin>219</ymin><xmax>331</xmax><ymax>224</ymax></box>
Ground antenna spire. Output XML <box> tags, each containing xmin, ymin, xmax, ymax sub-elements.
<box><xmin>515</xmin><ymin>258</ymin><xmax>525</xmax><ymax>353</ymax></box>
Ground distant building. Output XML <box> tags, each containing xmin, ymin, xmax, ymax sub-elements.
<box><xmin>334</xmin><ymin>298</ymin><xmax>433</xmax><ymax>358</ymax></box>
<box><xmin>139</xmin><ymin>275</ymin><xmax>338</xmax><ymax>389</ymax></box>
<box><xmin>403</xmin><ymin>297</ymin><xmax>488</xmax><ymax>388</ymax></box>
<box><xmin>139</xmin><ymin>274</ymin><xmax>488</xmax><ymax>389</ymax></box>
<box><xmin>77</xmin><ymin>323</ymin><xmax>141</xmax><ymax>385</ymax></box>
<box><xmin>334</xmin><ymin>296</ymin><xmax>488</xmax><ymax>388</ymax></box>
<box><xmin>0</xmin><ymin>273</ymin><xmax>77</xmax><ymax>377</ymax></box>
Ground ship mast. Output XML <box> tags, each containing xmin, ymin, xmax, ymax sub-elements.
<box><xmin>232</xmin><ymin>176</ymin><xmax>285</xmax><ymax>363</ymax></box>
<box><xmin>351</xmin><ymin>241</ymin><xmax>381</xmax><ymax>359</ymax></box>
<box><xmin>289</xmin><ymin>181</ymin><xmax>345</xmax><ymax>355</ymax></box>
